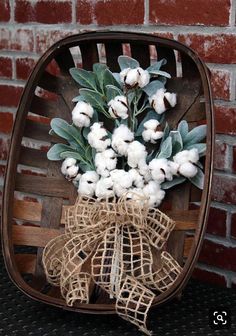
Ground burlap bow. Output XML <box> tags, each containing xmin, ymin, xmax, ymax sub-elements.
<box><xmin>42</xmin><ymin>195</ymin><xmax>182</xmax><ymax>335</ymax></box>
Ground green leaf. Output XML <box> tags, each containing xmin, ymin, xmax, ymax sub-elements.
<box><xmin>162</xmin><ymin>176</ymin><xmax>186</xmax><ymax>190</ymax></box>
<box><xmin>118</xmin><ymin>55</ymin><xmax>140</xmax><ymax>70</ymax></box>
<box><xmin>79</xmin><ymin>88</ymin><xmax>106</xmax><ymax>114</ymax></box>
<box><xmin>161</xmin><ymin>123</ymin><xmax>170</xmax><ymax>144</ymax></box>
<box><xmin>170</xmin><ymin>130</ymin><xmax>183</xmax><ymax>156</ymax></box>
<box><xmin>135</xmin><ymin>110</ymin><xmax>161</xmax><ymax>136</ymax></box>
<box><xmin>142</xmin><ymin>80</ymin><xmax>165</xmax><ymax>96</ymax></box>
<box><xmin>157</xmin><ymin>136</ymin><xmax>172</xmax><ymax>159</ymax></box>
<box><xmin>83</xmin><ymin>126</ymin><xmax>90</xmax><ymax>140</ymax></box>
<box><xmin>149</xmin><ymin>70</ymin><xmax>171</xmax><ymax>78</ymax></box>
<box><xmin>146</xmin><ymin>59</ymin><xmax>167</xmax><ymax>73</ymax></box>
<box><xmin>184</xmin><ymin>125</ymin><xmax>207</xmax><ymax>146</ymax></box>
<box><xmin>93</xmin><ymin>63</ymin><xmax>108</xmax><ymax>89</ymax></box>
<box><xmin>72</xmin><ymin>95</ymin><xmax>85</xmax><ymax>103</ymax></box>
<box><xmin>69</xmin><ymin>68</ymin><xmax>97</xmax><ymax>91</ymax></box>
<box><xmin>106</xmin><ymin>85</ymin><xmax>123</xmax><ymax>102</ymax></box>
<box><xmin>50</xmin><ymin>118</ymin><xmax>84</xmax><ymax>149</ymax></box>
<box><xmin>47</xmin><ymin>144</ymin><xmax>75</xmax><ymax>161</ymax></box>
<box><xmin>103</xmin><ymin>69</ymin><xmax>121</xmax><ymax>89</ymax></box>
<box><xmin>189</xmin><ymin>168</ymin><xmax>204</xmax><ymax>190</ymax></box>
<box><xmin>184</xmin><ymin>143</ymin><xmax>206</xmax><ymax>156</ymax></box>
<box><xmin>177</xmin><ymin>120</ymin><xmax>189</xmax><ymax>141</ymax></box>
<box><xmin>60</xmin><ymin>151</ymin><xmax>92</xmax><ymax>168</ymax></box>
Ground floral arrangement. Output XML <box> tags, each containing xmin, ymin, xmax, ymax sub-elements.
<box><xmin>47</xmin><ymin>55</ymin><xmax>206</xmax><ymax>206</ymax></box>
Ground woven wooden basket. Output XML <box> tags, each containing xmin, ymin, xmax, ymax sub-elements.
<box><xmin>2</xmin><ymin>31</ymin><xmax>214</xmax><ymax>313</ymax></box>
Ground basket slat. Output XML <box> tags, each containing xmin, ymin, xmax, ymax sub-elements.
<box><xmin>105</xmin><ymin>42</ymin><xmax>123</xmax><ymax>71</ymax></box>
<box><xmin>155</xmin><ymin>45</ymin><xmax>177</xmax><ymax>77</ymax></box>
<box><xmin>130</xmin><ymin>43</ymin><xmax>150</xmax><ymax>68</ymax></box>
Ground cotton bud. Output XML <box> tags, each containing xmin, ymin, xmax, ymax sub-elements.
<box><xmin>142</xmin><ymin>119</ymin><xmax>163</xmax><ymax>143</ymax></box>
<box><xmin>110</xmin><ymin>169</ymin><xmax>133</xmax><ymax>197</ymax></box>
<box><xmin>111</xmin><ymin>124</ymin><xmax>134</xmax><ymax>156</ymax></box>
<box><xmin>61</xmin><ymin>158</ymin><xmax>79</xmax><ymax>180</ymax></box>
<box><xmin>95</xmin><ymin>177</ymin><xmax>114</xmax><ymax>199</ymax></box>
<box><xmin>127</xmin><ymin>141</ymin><xmax>147</xmax><ymax>169</ymax></box>
<box><xmin>95</xmin><ymin>149</ymin><xmax>117</xmax><ymax>177</ymax></box>
<box><xmin>88</xmin><ymin>122</ymin><xmax>111</xmax><ymax>152</ymax></box>
<box><xmin>108</xmin><ymin>95</ymin><xmax>128</xmax><ymax>119</ymax></box>
<box><xmin>120</xmin><ymin>67</ymin><xmax>150</xmax><ymax>88</ymax></box>
<box><xmin>173</xmin><ymin>148</ymin><xmax>199</xmax><ymax>178</ymax></box>
<box><xmin>129</xmin><ymin>169</ymin><xmax>144</xmax><ymax>188</ymax></box>
<box><xmin>78</xmin><ymin>171</ymin><xmax>99</xmax><ymax>197</ymax></box>
<box><xmin>72</xmin><ymin>101</ymin><xmax>94</xmax><ymax>128</ymax></box>
<box><xmin>179</xmin><ymin>162</ymin><xmax>198</xmax><ymax>178</ymax></box>
<box><xmin>149</xmin><ymin>158</ymin><xmax>173</xmax><ymax>183</ymax></box>
<box><xmin>149</xmin><ymin>88</ymin><xmax>177</xmax><ymax>115</ymax></box>
<box><xmin>143</xmin><ymin>181</ymin><xmax>165</xmax><ymax>207</ymax></box>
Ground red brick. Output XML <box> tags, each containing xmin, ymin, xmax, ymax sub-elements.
<box><xmin>76</xmin><ymin>0</ymin><xmax>145</xmax><ymax>25</ymax></box>
<box><xmin>192</xmin><ymin>267</ymin><xmax>227</xmax><ymax>286</ymax></box>
<box><xmin>15</xmin><ymin>0</ymin><xmax>72</xmax><ymax>24</ymax></box>
<box><xmin>231</xmin><ymin>213</ymin><xmax>236</xmax><ymax>239</ymax></box>
<box><xmin>36</xmin><ymin>29</ymin><xmax>74</xmax><ymax>53</ymax></box>
<box><xmin>215</xmin><ymin>105</ymin><xmax>236</xmax><ymax>135</ymax></box>
<box><xmin>27</xmin><ymin>114</ymin><xmax>50</xmax><ymax>125</ymax></box>
<box><xmin>0</xmin><ymin>164</ymin><xmax>6</xmax><ymax>178</ymax></box>
<box><xmin>150</xmin><ymin>0</ymin><xmax>230</xmax><ymax>26</ymax></box>
<box><xmin>0</xmin><ymin>57</ymin><xmax>12</xmax><ymax>78</ymax></box>
<box><xmin>46</xmin><ymin>59</ymin><xmax>60</xmax><ymax>76</ymax></box>
<box><xmin>211</xmin><ymin>69</ymin><xmax>231</xmax><ymax>101</ymax></box>
<box><xmin>199</xmin><ymin>239</ymin><xmax>236</xmax><ymax>272</ymax></box>
<box><xmin>233</xmin><ymin>147</ymin><xmax>236</xmax><ymax>173</ymax></box>
<box><xmin>0</xmin><ymin>0</ymin><xmax>10</xmax><ymax>22</ymax></box>
<box><xmin>0</xmin><ymin>28</ymin><xmax>34</xmax><ymax>52</ymax></box>
<box><xmin>16</xmin><ymin>57</ymin><xmax>37</xmax><ymax>80</ymax></box>
<box><xmin>0</xmin><ymin>85</ymin><xmax>23</xmax><ymax>107</ymax></box>
<box><xmin>206</xmin><ymin>207</ymin><xmax>227</xmax><ymax>237</ymax></box>
<box><xmin>0</xmin><ymin>112</ymin><xmax>14</xmax><ymax>134</ymax></box>
<box><xmin>0</xmin><ymin>137</ymin><xmax>10</xmax><ymax>160</ymax></box>
<box><xmin>212</xmin><ymin>174</ymin><xmax>236</xmax><ymax>205</ymax></box>
<box><xmin>214</xmin><ymin>141</ymin><xmax>228</xmax><ymax>171</ymax></box>
<box><xmin>178</xmin><ymin>34</ymin><xmax>236</xmax><ymax>64</ymax></box>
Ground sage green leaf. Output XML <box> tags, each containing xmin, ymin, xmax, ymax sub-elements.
<box><xmin>146</xmin><ymin>59</ymin><xmax>167</xmax><ymax>73</ymax></box>
<box><xmin>106</xmin><ymin>85</ymin><xmax>123</xmax><ymax>101</ymax></box>
<box><xmin>184</xmin><ymin>143</ymin><xmax>206</xmax><ymax>156</ymax></box>
<box><xmin>157</xmin><ymin>136</ymin><xmax>172</xmax><ymax>159</ymax></box>
<box><xmin>189</xmin><ymin>168</ymin><xmax>204</xmax><ymax>189</ymax></box>
<box><xmin>177</xmin><ymin>120</ymin><xmax>189</xmax><ymax>140</ymax></box>
<box><xmin>69</xmin><ymin>68</ymin><xmax>97</xmax><ymax>91</ymax></box>
<box><xmin>50</xmin><ymin>118</ymin><xmax>84</xmax><ymax>148</ymax></box>
<box><xmin>162</xmin><ymin>176</ymin><xmax>186</xmax><ymax>190</ymax></box>
<box><xmin>79</xmin><ymin>88</ymin><xmax>106</xmax><ymax>113</ymax></box>
<box><xmin>161</xmin><ymin>123</ymin><xmax>170</xmax><ymax>144</ymax></box>
<box><xmin>184</xmin><ymin>125</ymin><xmax>207</xmax><ymax>146</ymax></box>
<box><xmin>72</xmin><ymin>95</ymin><xmax>85</xmax><ymax>103</ymax></box>
<box><xmin>118</xmin><ymin>55</ymin><xmax>140</xmax><ymax>70</ymax></box>
<box><xmin>103</xmin><ymin>69</ymin><xmax>121</xmax><ymax>89</ymax></box>
<box><xmin>142</xmin><ymin>80</ymin><xmax>165</xmax><ymax>96</ymax></box>
<box><xmin>170</xmin><ymin>130</ymin><xmax>183</xmax><ymax>156</ymax></box>
<box><xmin>93</xmin><ymin>63</ymin><xmax>108</xmax><ymax>89</ymax></box>
<box><xmin>135</xmin><ymin>110</ymin><xmax>161</xmax><ymax>136</ymax></box>
<box><xmin>149</xmin><ymin>70</ymin><xmax>171</xmax><ymax>78</ymax></box>
<box><xmin>47</xmin><ymin>144</ymin><xmax>76</xmax><ymax>161</ymax></box>
<box><xmin>60</xmin><ymin>151</ymin><xmax>91</xmax><ymax>167</ymax></box>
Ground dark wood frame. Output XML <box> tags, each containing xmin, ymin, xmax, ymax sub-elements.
<box><xmin>2</xmin><ymin>31</ymin><xmax>214</xmax><ymax>314</ymax></box>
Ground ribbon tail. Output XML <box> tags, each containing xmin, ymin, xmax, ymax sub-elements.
<box><xmin>116</xmin><ymin>275</ymin><xmax>155</xmax><ymax>336</ymax></box>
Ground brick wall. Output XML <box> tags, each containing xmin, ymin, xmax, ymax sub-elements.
<box><xmin>0</xmin><ymin>0</ymin><xmax>236</xmax><ymax>287</ymax></box>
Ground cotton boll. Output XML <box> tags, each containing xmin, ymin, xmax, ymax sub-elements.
<box><xmin>95</xmin><ymin>149</ymin><xmax>117</xmax><ymax>177</ymax></box>
<box><xmin>179</xmin><ymin>162</ymin><xmax>198</xmax><ymax>178</ymax></box>
<box><xmin>61</xmin><ymin>158</ymin><xmax>79</xmax><ymax>179</ymax></box>
<box><xmin>120</xmin><ymin>67</ymin><xmax>150</xmax><ymax>89</ymax></box>
<box><xmin>111</xmin><ymin>124</ymin><xmax>134</xmax><ymax>156</ymax></box>
<box><xmin>95</xmin><ymin>177</ymin><xmax>114</xmax><ymax>199</ymax></box>
<box><xmin>188</xmin><ymin>148</ymin><xmax>199</xmax><ymax>164</ymax></box>
<box><xmin>168</xmin><ymin>161</ymin><xmax>179</xmax><ymax>176</ymax></box>
<box><xmin>137</xmin><ymin>68</ymin><xmax>150</xmax><ymax>88</ymax></box>
<box><xmin>127</xmin><ymin>141</ymin><xmax>147</xmax><ymax>168</ymax></box>
<box><xmin>120</xmin><ymin>68</ymin><xmax>130</xmax><ymax>83</ymax></box>
<box><xmin>143</xmin><ymin>181</ymin><xmax>165</xmax><ymax>207</ymax></box>
<box><xmin>108</xmin><ymin>95</ymin><xmax>128</xmax><ymax>119</ymax></box>
<box><xmin>173</xmin><ymin>150</ymin><xmax>191</xmax><ymax>165</ymax></box>
<box><xmin>149</xmin><ymin>88</ymin><xmax>166</xmax><ymax>114</ymax></box>
<box><xmin>78</xmin><ymin>171</ymin><xmax>99</xmax><ymax>197</ymax></box>
<box><xmin>110</xmin><ymin>169</ymin><xmax>133</xmax><ymax>197</ymax></box>
<box><xmin>164</xmin><ymin>92</ymin><xmax>177</xmax><ymax>107</ymax></box>
<box><xmin>149</xmin><ymin>158</ymin><xmax>173</xmax><ymax>183</ymax></box>
<box><xmin>88</xmin><ymin>122</ymin><xmax>111</xmax><ymax>152</ymax></box>
<box><xmin>72</xmin><ymin>101</ymin><xmax>94</xmax><ymax>128</ymax></box>
<box><xmin>129</xmin><ymin>169</ymin><xmax>144</xmax><ymax>188</ymax></box>
<box><xmin>142</xmin><ymin>119</ymin><xmax>163</xmax><ymax>143</ymax></box>
<box><xmin>123</xmin><ymin>68</ymin><xmax>140</xmax><ymax>88</ymax></box>
<box><xmin>72</xmin><ymin>173</ymin><xmax>82</xmax><ymax>186</ymax></box>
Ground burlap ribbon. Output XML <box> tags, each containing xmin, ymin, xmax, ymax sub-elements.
<box><xmin>42</xmin><ymin>195</ymin><xmax>182</xmax><ymax>335</ymax></box>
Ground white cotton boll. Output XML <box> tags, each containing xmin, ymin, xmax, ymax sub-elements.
<box><xmin>95</xmin><ymin>177</ymin><xmax>114</xmax><ymax>199</ymax></box>
<box><xmin>149</xmin><ymin>158</ymin><xmax>173</xmax><ymax>183</ymax></box>
<box><xmin>138</xmin><ymin>162</ymin><xmax>152</xmax><ymax>182</ymax></box>
<box><xmin>78</xmin><ymin>171</ymin><xmax>99</xmax><ymax>197</ymax></box>
<box><xmin>110</xmin><ymin>169</ymin><xmax>133</xmax><ymax>197</ymax></box>
<box><xmin>72</xmin><ymin>173</ymin><xmax>82</xmax><ymax>186</ymax></box>
<box><xmin>164</xmin><ymin>92</ymin><xmax>177</xmax><ymax>107</ymax></box>
<box><xmin>95</xmin><ymin>149</ymin><xmax>117</xmax><ymax>177</ymax></box>
<box><xmin>168</xmin><ymin>161</ymin><xmax>179</xmax><ymax>176</ymax></box>
<box><xmin>149</xmin><ymin>88</ymin><xmax>166</xmax><ymax>115</ymax></box>
<box><xmin>137</xmin><ymin>68</ymin><xmax>150</xmax><ymax>88</ymax></box>
<box><xmin>124</xmin><ymin>68</ymin><xmax>139</xmax><ymax>88</ymax></box>
<box><xmin>173</xmin><ymin>150</ymin><xmax>190</xmax><ymax>165</ymax></box>
<box><xmin>61</xmin><ymin>158</ymin><xmax>78</xmax><ymax>179</ymax></box>
<box><xmin>126</xmin><ymin>187</ymin><xmax>146</xmax><ymax>204</ymax></box>
<box><xmin>111</xmin><ymin>124</ymin><xmax>134</xmax><ymax>156</ymax></box>
<box><xmin>120</xmin><ymin>68</ymin><xmax>130</xmax><ymax>83</ymax></box>
<box><xmin>72</xmin><ymin>101</ymin><xmax>94</xmax><ymax>128</ymax></box>
<box><xmin>127</xmin><ymin>141</ymin><xmax>147</xmax><ymax>168</ymax></box>
<box><xmin>129</xmin><ymin>169</ymin><xmax>144</xmax><ymax>188</ymax></box>
<box><xmin>142</xmin><ymin>119</ymin><xmax>163</xmax><ymax>143</ymax></box>
<box><xmin>144</xmin><ymin>119</ymin><xmax>160</xmax><ymax>130</ymax></box>
<box><xmin>88</xmin><ymin>122</ymin><xmax>111</xmax><ymax>152</ymax></box>
<box><xmin>179</xmin><ymin>162</ymin><xmax>198</xmax><ymax>178</ymax></box>
<box><xmin>143</xmin><ymin>181</ymin><xmax>165</xmax><ymax>207</ymax></box>
<box><xmin>108</xmin><ymin>95</ymin><xmax>128</xmax><ymax>119</ymax></box>
<box><xmin>188</xmin><ymin>148</ymin><xmax>199</xmax><ymax>163</ymax></box>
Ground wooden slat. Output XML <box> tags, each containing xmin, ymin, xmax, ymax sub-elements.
<box><xmin>38</xmin><ymin>71</ymin><xmax>65</xmax><ymax>94</ymax></box>
<box><xmin>155</xmin><ymin>46</ymin><xmax>176</xmax><ymax>77</ymax></box>
<box><xmin>15</xmin><ymin>174</ymin><xmax>71</xmax><ymax>197</ymax></box>
<box><xmin>19</xmin><ymin>146</ymin><xmax>48</xmax><ymax>169</ymax></box>
<box><xmin>105</xmin><ymin>42</ymin><xmax>123</xmax><ymax>72</ymax></box>
<box><xmin>30</xmin><ymin>95</ymin><xmax>70</xmax><ymax>121</ymax></box>
<box><xmin>80</xmin><ymin>42</ymin><xmax>99</xmax><ymax>70</ymax></box>
<box><xmin>24</xmin><ymin>119</ymin><xmax>64</xmax><ymax>143</ymax></box>
<box><xmin>54</xmin><ymin>49</ymin><xmax>75</xmax><ymax>74</ymax></box>
<box><xmin>183</xmin><ymin>237</ymin><xmax>194</xmax><ymax>257</ymax></box>
<box><xmin>130</xmin><ymin>43</ymin><xmax>150</xmax><ymax>69</ymax></box>
<box><xmin>13</xmin><ymin>199</ymin><xmax>199</xmax><ymax>229</ymax></box>
<box><xmin>13</xmin><ymin>225</ymin><xmax>61</xmax><ymax>247</ymax></box>
<box><xmin>15</xmin><ymin>254</ymin><xmax>36</xmax><ymax>273</ymax></box>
